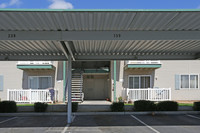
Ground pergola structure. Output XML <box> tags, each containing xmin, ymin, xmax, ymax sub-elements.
<box><xmin>1</xmin><ymin>9</ymin><xmax>200</xmax><ymax>123</ymax></box>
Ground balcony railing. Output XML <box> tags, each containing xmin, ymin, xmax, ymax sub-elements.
<box><xmin>17</xmin><ymin>61</ymin><xmax>53</xmax><ymax>65</ymax></box>
<box><xmin>125</xmin><ymin>88</ymin><xmax>171</xmax><ymax>101</ymax></box>
<box><xmin>125</xmin><ymin>60</ymin><xmax>161</xmax><ymax>65</ymax></box>
<box><xmin>7</xmin><ymin>89</ymin><xmax>58</xmax><ymax>103</ymax></box>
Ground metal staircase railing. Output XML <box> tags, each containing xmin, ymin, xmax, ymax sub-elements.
<box><xmin>71</xmin><ymin>73</ymin><xmax>84</xmax><ymax>102</ymax></box>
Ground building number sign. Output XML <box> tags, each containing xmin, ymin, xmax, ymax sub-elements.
<box><xmin>113</xmin><ymin>34</ymin><xmax>121</xmax><ymax>38</ymax></box>
<box><xmin>8</xmin><ymin>34</ymin><xmax>16</xmax><ymax>38</ymax></box>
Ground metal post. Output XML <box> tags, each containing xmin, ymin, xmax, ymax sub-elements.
<box><xmin>114</xmin><ymin>60</ymin><xmax>117</xmax><ymax>102</ymax></box>
<box><xmin>63</xmin><ymin>61</ymin><xmax>66</xmax><ymax>102</ymax></box>
<box><xmin>67</xmin><ymin>55</ymin><xmax>72</xmax><ymax>124</ymax></box>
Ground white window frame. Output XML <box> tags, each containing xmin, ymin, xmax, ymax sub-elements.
<box><xmin>28</xmin><ymin>76</ymin><xmax>52</xmax><ymax>89</ymax></box>
<box><xmin>128</xmin><ymin>75</ymin><xmax>152</xmax><ymax>89</ymax></box>
<box><xmin>179</xmin><ymin>74</ymin><xmax>199</xmax><ymax>89</ymax></box>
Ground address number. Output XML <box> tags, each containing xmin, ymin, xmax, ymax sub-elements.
<box><xmin>8</xmin><ymin>34</ymin><xmax>16</xmax><ymax>38</ymax></box>
<box><xmin>114</xmin><ymin>34</ymin><xmax>121</xmax><ymax>38</ymax></box>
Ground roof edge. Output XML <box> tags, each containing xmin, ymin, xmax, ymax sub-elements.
<box><xmin>1</xmin><ymin>8</ymin><xmax>200</xmax><ymax>12</ymax></box>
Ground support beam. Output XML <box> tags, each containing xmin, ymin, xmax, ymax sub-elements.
<box><xmin>0</xmin><ymin>31</ymin><xmax>60</xmax><ymax>40</ymax></box>
<box><xmin>67</xmin><ymin>55</ymin><xmax>72</xmax><ymax>124</ymax></box>
<box><xmin>74</xmin><ymin>54</ymin><xmax>196</xmax><ymax>60</ymax></box>
<box><xmin>1</xmin><ymin>31</ymin><xmax>200</xmax><ymax>41</ymax></box>
<box><xmin>195</xmin><ymin>53</ymin><xmax>200</xmax><ymax>59</ymax></box>
<box><xmin>65</xmin><ymin>41</ymin><xmax>75</xmax><ymax>61</ymax></box>
<box><xmin>60</xmin><ymin>41</ymin><xmax>69</xmax><ymax>59</ymax></box>
<box><xmin>0</xmin><ymin>54</ymin><xmax>66</xmax><ymax>61</ymax></box>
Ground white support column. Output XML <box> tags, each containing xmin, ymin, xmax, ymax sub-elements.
<box><xmin>67</xmin><ymin>55</ymin><xmax>72</xmax><ymax>124</ymax></box>
<box><xmin>7</xmin><ymin>89</ymin><xmax>9</xmax><ymax>101</ymax></box>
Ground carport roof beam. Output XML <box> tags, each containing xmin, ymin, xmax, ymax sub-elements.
<box><xmin>1</xmin><ymin>31</ymin><xmax>200</xmax><ymax>41</ymax></box>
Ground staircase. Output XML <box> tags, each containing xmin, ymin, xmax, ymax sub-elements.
<box><xmin>71</xmin><ymin>73</ymin><xmax>84</xmax><ymax>102</ymax></box>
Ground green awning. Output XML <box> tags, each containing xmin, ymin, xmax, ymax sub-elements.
<box><xmin>124</xmin><ymin>64</ymin><xmax>161</xmax><ymax>69</ymax></box>
<box><xmin>17</xmin><ymin>65</ymin><xmax>54</xmax><ymax>69</ymax></box>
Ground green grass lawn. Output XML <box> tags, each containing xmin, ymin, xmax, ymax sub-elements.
<box><xmin>17</xmin><ymin>104</ymin><xmax>34</xmax><ymax>106</ymax></box>
<box><xmin>124</xmin><ymin>103</ymin><xmax>133</xmax><ymax>105</ymax></box>
<box><xmin>17</xmin><ymin>103</ymin><xmax>56</xmax><ymax>106</ymax></box>
<box><xmin>178</xmin><ymin>103</ymin><xmax>193</xmax><ymax>106</ymax></box>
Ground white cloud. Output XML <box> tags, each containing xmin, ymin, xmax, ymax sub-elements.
<box><xmin>0</xmin><ymin>0</ymin><xmax>21</xmax><ymax>8</ymax></box>
<box><xmin>9</xmin><ymin>0</ymin><xmax>20</xmax><ymax>6</ymax></box>
<box><xmin>0</xmin><ymin>3</ymin><xmax>7</xmax><ymax>8</ymax></box>
<box><xmin>48</xmin><ymin>0</ymin><xmax>73</xmax><ymax>9</ymax></box>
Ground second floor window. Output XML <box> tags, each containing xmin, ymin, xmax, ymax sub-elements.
<box><xmin>180</xmin><ymin>74</ymin><xmax>198</xmax><ymax>89</ymax></box>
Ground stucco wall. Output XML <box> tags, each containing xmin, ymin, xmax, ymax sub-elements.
<box><xmin>0</xmin><ymin>61</ymin><xmax>23</xmax><ymax>101</ymax></box>
<box><xmin>154</xmin><ymin>60</ymin><xmax>200</xmax><ymax>101</ymax></box>
<box><xmin>112</xmin><ymin>60</ymin><xmax>200</xmax><ymax>101</ymax></box>
<box><xmin>0</xmin><ymin>61</ymin><xmax>65</xmax><ymax>102</ymax></box>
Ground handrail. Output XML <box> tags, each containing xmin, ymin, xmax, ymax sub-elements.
<box><xmin>125</xmin><ymin>60</ymin><xmax>161</xmax><ymax>65</ymax></box>
<box><xmin>126</xmin><ymin>88</ymin><xmax>171</xmax><ymax>101</ymax></box>
<box><xmin>17</xmin><ymin>61</ymin><xmax>53</xmax><ymax>65</ymax></box>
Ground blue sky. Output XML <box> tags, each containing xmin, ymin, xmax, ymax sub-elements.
<box><xmin>1</xmin><ymin>0</ymin><xmax>200</xmax><ymax>9</ymax></box>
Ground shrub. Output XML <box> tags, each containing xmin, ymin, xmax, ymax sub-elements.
<box><xmin>110</xmin><ymin>102</ymin><xmax>124</xmax><ymax>112</ymax></box>
<box><xmin>118</xmin><ymin>97</ymin><xmax>123</xmax><ymax>102</ymax></box>
<box><xmin>0</xmin><ymin>101</ymin><xmax>17</xmax><ymax>113</ymax></box>
<box><xmin>134</xmin><ymin>100</ymin><xmax>156</xmax><ymax>111</ymax></box>
<box><xmin>193</xmin><ymin>102</ymin><xmax>200</xmax><ymax>111</ymax></box>
<box><xmin>156</xmin><ymin>101</ymin><xmax>178</xmax><ymax>111</ymax></box>
<box><xmin>72</xmin><ymin>102</ymin><xmax>78</xmax><ymax>112</ymax></box>
<box><xmin>34</xmin><ymin>102</ymin><xmax>48</xmax><ymax>112</ymax></box>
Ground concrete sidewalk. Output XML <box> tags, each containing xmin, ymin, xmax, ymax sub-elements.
<box><xmin>0</xmin><ymin>111</ymin><xmax>199</xmax><ymax>117</ymax></box>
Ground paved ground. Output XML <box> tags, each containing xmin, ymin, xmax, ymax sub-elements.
<box><xmin>0</xmin><ymin>116</ymin><xmax>68</xmax><ymax>133</ymax></box>
<box><xmin>0</xmin><ymin>114</ymin><xmax>200</xmax><ymax>133</ymax></box>
<box><xmin>69</xmin><ymin>114</ymin><xmax>200</xmax><ymax>133</ymax></box>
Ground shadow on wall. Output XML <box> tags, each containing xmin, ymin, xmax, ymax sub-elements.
<box><xmin>57</xmin><ymin>61</ymin><xmax>64</xmax><ymax>81</ymax></box>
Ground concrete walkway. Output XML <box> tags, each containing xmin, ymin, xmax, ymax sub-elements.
<box><xmin>80</xmin><ymin>100</ymin><xmax>112</xmax><ymax>105</ymax></box>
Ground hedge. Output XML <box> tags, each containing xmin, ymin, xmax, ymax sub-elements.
<box><xmin>156</xmin><ymin>101</ymin><xmax>178</xmax><ymax>111</ymax></box>
<box><xmin>34</xmin><ymin>102</ymin><xmax>48</xmax><ymax>112</ymax></box>
<box><xmin>193</xmin><ymin>102</ymin><xmax>200</xmax><ymax>111</ymax></box>
<box><xmin>134</xmin><ymin>100</ymin><xmax>156</xmax><ymax>111</ymax></box>
<box><xmin>110</xmin><ymin>102</ymin><xmax>124</xmax><ymax>112</ymax></box>
<box><xmin>0</xmin><ymin>101</ymin><xmax>17</xmax><ymax>113</ymax></box>
<box><xmin>72</xmin><ymin>102</ymin><xmax>78</xmax><ymax>112</ymax></box>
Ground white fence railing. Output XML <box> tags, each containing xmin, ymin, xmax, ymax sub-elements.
<box><xmin>127</xmin><ymin>88</ymin><xmax>171</xmax><ymax>101</ymax></box>
<box><xmin>17</xmin><ymin>61</ymin><xmax>53</xmax><ymax>65</ymax></box>
<box><xmin>125</xmin><ymin>60</ymin><xmax>161</xmax><ymax>65</ymax></box>
<box><xmin>7</xmin><ymin>89</ymin><xmax>58</xmax><ymax>103</ymax></box>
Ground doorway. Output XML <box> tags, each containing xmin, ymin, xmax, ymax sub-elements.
<box><xmin>83</xmin><ymin>75</ymin><xmax>109</xmax><ymax>100</ymax></box>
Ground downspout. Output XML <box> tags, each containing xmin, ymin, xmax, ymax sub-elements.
<box><xmin>114</xmin><ymin>60</ymin><xmax>117</xmax><ymax>102</ymax></box>
<box><xmin>63</xmin><ymin>61</ymin><xmax>66</xmax><ymax>102</ymax></box>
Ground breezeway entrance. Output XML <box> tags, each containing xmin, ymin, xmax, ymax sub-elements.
<box><xmin>1</xmin><ymin>9</ymin><xmax>200</xmax><ymax>123</ymax></box>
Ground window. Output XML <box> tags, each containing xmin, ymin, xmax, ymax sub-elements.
<box><xmin>129</xmin><ymin>75</ymin><xmax>151</xmax><ymax>89</ymax></box>
<box><xmin>28</xmin><ymin>76</ymin><xmax>52</xmax><ymax>89</ymax></box>
<box><xmin>0</xmin><ymin>75</ymin><xmax>3</xmax><ymax>91</ymax></box>
<box><xmin>180</xmin><ymin>74</ymin><xmax>199</xmax><ymax>89</ymax></box>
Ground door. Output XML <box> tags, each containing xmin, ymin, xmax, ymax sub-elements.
<box><xmin>83</xmin><ymin>75</ymin><xmax>107</xmax><ymax>100</ymax></box>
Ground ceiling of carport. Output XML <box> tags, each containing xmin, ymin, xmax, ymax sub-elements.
<box><xmin>0</xmin><ymin>9</ymin><xmax>200</xmax><ymax>60</ymax></box>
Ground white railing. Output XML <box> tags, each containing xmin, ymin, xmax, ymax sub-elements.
<box><xmin>17</xmin><ymin>61</ymin><xmax>53</xmax><ymax>65</ymax></box>
<box><xmin>125</xmin><ymin>60</ymin><xmax>161</xmax><ymax>65</ymax></box>
<box><xmin>127</xmin><ymin>88</ymin><xmax>171</xmax><ymax>101</ymax></box>
<box><xmin>7</xmin><ymin>89</ymin><xmax>58</xmax><ymax>103</ymax></box>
